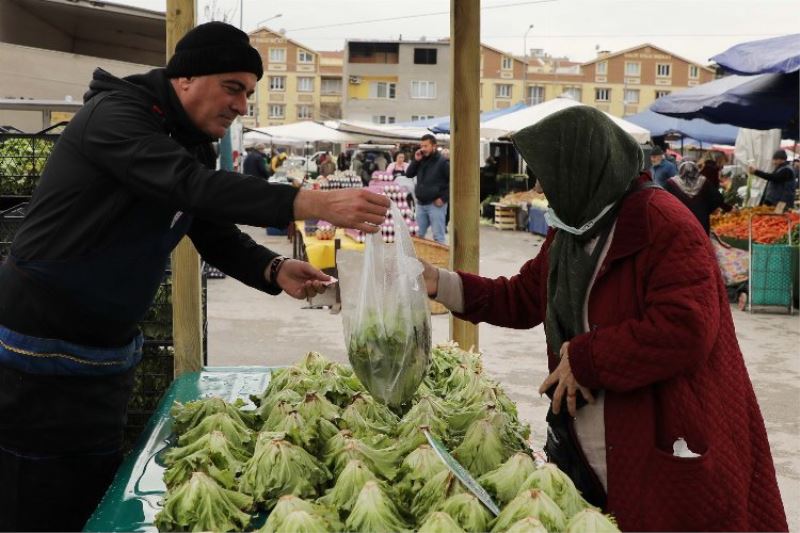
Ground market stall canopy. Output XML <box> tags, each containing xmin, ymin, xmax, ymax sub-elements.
<box><xmin>325</xmin><ymin>120</ymin><xmax>450</xmax><ymax>143</ymax></box>
<box><xmin>625</xmin><ymin>108</ymin><xmax>739</xmax><ymax>145</ymax></box>
<box><xmin>480</xmin><ymin>97</ymin><xmax>651</xmax><ymax>143</ymax></box>
<box><xmin>426</xmin><ymin>102</ymin><xmax>528</xmax><ymax>134</ymax></box>
<box><xmin>244</xmin><ymin>121</ymin><xmax>360</xmax><ymax>146</ymax></box>
<box><xmin>650</xmin><ymin>71</ymin><xmax>799</xmax><ymax>133</ymax></box>
<box><xmin>711</xmin><ymin>33</ymin><xmax>800</xmax><ymax>75</ymax></box>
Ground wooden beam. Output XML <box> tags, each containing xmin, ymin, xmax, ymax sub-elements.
<box><xmin>449</xmin><ymin>0</ymin><xmax>480</xmax><ymax>350</ymax></box>
<box><xmin>167</xmin><ymin>0</ymin><xmax>203</xmax><ymax>376</ymax></box>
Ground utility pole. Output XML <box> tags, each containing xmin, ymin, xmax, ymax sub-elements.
<box><xmin>523</xmin><ymin>24</ymin><xmax>533</xmax><ymax>105</ymax></box>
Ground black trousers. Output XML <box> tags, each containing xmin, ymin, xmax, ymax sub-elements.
<box><xmin>0</xmin><ymin>364</ymin><xmax>135</xmax><ymax>531</ymax></box>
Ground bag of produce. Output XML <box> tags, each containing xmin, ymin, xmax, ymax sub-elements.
<box><xmin>340</xmin><ymin>203</ymin><xmax>431</xmax><ymax>408</ymax></box>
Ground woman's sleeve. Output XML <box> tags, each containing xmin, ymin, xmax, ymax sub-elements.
<box><xmin>568</xmin><ymin>201</ymin><xmax>721</xmax><ymax>392</ymax></box>
<box><xmin>452</xmin><ymin>234</ymin><xmax>552</xmax><ymax>329</ymax></box>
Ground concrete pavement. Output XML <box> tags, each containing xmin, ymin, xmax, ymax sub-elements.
<box><xmin>208</xmin><ymin>225</ymin><xmax>799</xmax><ymax>529</ymax></box>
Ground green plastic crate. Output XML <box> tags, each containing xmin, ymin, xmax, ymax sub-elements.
<box><xmin>750</xmin><ymin>243</ymin><xmax>794</xmax><ymax>308</ymax></box>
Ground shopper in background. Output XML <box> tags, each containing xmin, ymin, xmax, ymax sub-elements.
<box><xmin>386</xmin><ymin>152</ymin><xmax>409</xmax><ymax>177</ymax></box>
<box><xmin>337</xmin><ymin>150</ymin><xmax>350</xmax><ymax>172</ymax></box>
<box><xmin>243</xmin><ymin>143</ymin><xmax>270</xmax><ymax>179</ymax></box>
<box><xmin>317</xmin><ymin>152</ymin><xmax>336</xmax><ymax>177</ymax></box>
<box><xmin>374</xmin><ymin>152</ymin><xmax>388</xmax><ymax>171</ymax></box>
<box><xmin>0</xmin><ymin>21</ymin><xmax>389</xmax><ymax>532</ymax></box>
<box><xmin>649</xmin><ymin>145</ymin><xmax>678</xmax><ymax>187</ymax></box>
<box><xmin>406</xmin><ymin>133</ymin><xmax>449</xmax><ymax>244</ymax></box>
<box><xmin>749</xmin><ymin>149</ymin><xmax>797</xmax><ymax>209</ymax></box>
<box><xmin>270</xmin><ymin>150</ymin><xmax>287</xmax><ymax>173</ymax></box>
<box><xmin>419</xmin><ymin>106</ymin><xmax>786</xmax><ymax>532</ymax></box>
<box><xmin>664</xmin><ymin>160</ymin><xmax>731</xmax><ymax>234</ymax></box>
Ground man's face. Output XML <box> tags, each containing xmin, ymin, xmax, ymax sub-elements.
<box><xmin>420</xmin><ymin>139</ymin><xmax>436</xmax><ymax>157</ymax></box>
<box><xmin>650</xmin><ymin>154</ymin><xmax>663</xmax><ymax>166</ymax></box>
<box><xmin>773</xmin><ymin>158</ymin><xmax>786</xmax><ymax>168</ymax></box>
<box><xmin>172</xmin><ymin>72</ymin><xmax>257</xmax><ymax>139</ymax></box>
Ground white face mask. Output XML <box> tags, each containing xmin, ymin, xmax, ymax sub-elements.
<box><xmin>544</xmin><ymin>202</ymin><xmax>616</xmax><ymax>236</ymax></box>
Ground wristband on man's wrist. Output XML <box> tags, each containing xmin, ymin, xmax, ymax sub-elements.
<box><xmin>268</xmin><ymin>256</ymin><xmax>288</xmax><ymax>284</ymax></box>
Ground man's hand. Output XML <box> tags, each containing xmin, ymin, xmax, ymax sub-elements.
<box><xmin>747</xmin><ymin>165</ymin><xmax>757</xmax><ymax>174</ymax></box>
<box><xmin>420</xmin><ymin>259</ymin><xmax>440</xmax><ymax>297</ymax></box>
<box><xmin>294</xmin><ymin>189</ymin><xmax>390</xmax><ymax>234</ymax></box>
<box><xmin>433</xmin><ymin>198</ymin><xmax>445</xmax><ymax>207</ymax></box>
<box><xmin>538</xmin><ymin>342</ymin><xmax>594</xmax><ymax>417</ymax></box>
<box><xmin>270</xmin><ymin>259</ymin><xmax>332</xmax><ymax>300</ymax></box>
<box><xmin>414</xmin><ymin>149</ymin><xmax>423</xmax><ymax>162</ymax></box>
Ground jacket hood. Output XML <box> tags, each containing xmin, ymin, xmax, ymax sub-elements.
<box><xmin>84</xmin><ymin>68</ymin><xmax>214</xmax><ymax>146</ymax></box>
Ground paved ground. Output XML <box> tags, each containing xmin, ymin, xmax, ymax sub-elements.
<box><xmin>208</xmin><ymin>225</ymin><xmax>800</xmax><ymax>529</ymax></box>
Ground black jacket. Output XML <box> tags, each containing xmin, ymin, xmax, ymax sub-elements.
<box><xmin>0</xmin><ymin>68</ymin><xmax>299</xmax><ymax>348</ymax></box>
<box><xmin>406</xmin><ymin>152</ymin><xmax>449</xmax><ymax>205</ymax></box>
<box><xmin>755</xmin><ymin>162</ymin><xmax>797</xmax><ymax>205</ymax></box>
<box><xmin>243</xmin><ymin>150</ymin><xmax>270</xmax><ymax>179</ymax></box>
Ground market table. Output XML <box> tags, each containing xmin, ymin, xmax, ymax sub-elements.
<box><xmin>292</xmin><ymin>221</ymin><xmax>364</xmax><ymax>270</ymax></box>
<box><xmin>85</xmin><ymin>367</ymin><xmax>275</xmax><ymax>533</ymax></box>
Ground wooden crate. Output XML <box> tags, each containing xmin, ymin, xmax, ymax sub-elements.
<box><xmin>412</xmin><ymin>237</ymin><xmax>450</xmax><ymax>315</ymax></box>
<box><xmin>493</xmin><ymin>204</ymin><xmax>518</xmax><ymax>230</ymax></box>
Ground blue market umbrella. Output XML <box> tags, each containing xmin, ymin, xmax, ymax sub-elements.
<box><xmin>625</xmin><ymin>109</ymin><xmax>739</xmax><ymax>145</ymax></box>
<box><xmin>711</xmin><ymin>33</ymin><xmax>800</xmax><ymax>75</ymax></box>
<box><xmin>650</xmin><ymin>71</ymin><xmax>798</xmax><ymax>133</ymax></box>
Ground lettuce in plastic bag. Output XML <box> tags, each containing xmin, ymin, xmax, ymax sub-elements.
<box><xmin>418</xmin><ymin>512</ymin><xmax>467</xmax><ymax>533</ymax></box>
<box><xmin>518</xmin><ymin>464</ymin><xmax>591</xmax><ymax>518</ymax></box>
<box><xmin>344</xmin><ymin>480</ymin><xmax>411</xmax><ymax>533</ymax></box>
<box><xmin>437</xmin><ymin>493</ymin><xmax>493</xmax><ymax>533</ymax></box>
<box><xmin>490</xmin><ymin>489</ymin><xmax>567</xmax><ymax>533</ymax></box>
<box><xmin>565</xmin><ymin>508</ymin><xmax>620</xmax><ymax>532</ymax></box>
<box><xmin>478</xmin><ymin>452</ymin><xmax>538</xmax><ymax>505</ymax></box>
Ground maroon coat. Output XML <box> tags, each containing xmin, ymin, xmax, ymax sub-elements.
<box><xmin>455</xmin><ymin>187</ymin><xmax>787</xmax><ymax>531</ymax></box>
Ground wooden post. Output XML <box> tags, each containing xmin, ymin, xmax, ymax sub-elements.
<box><xmin>449</xmin><ymin>0</ymin><xmax>480</xmax><ymax>350</ymax></box>
<box><xmin>167</xmin><ymin>0</ymin><xmax>203</xmax><ymax>376</ymax></box>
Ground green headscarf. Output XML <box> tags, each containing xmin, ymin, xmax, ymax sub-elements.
<box><xmin>511</xmin><ymin>106</ymin><xmax>644</xmax><ymax>352</ymax></box>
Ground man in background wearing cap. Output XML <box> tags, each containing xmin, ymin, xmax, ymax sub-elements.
<box><xmin>748</xmin><ymin>149</ymin><xmax>797</xmax><ymax>210</ymax></box>
<box><xmin>649</xmin><ymin>145</ymin><xmax>678</xmax><ymax>187</ymax></box>
<box><xmin>243</xmin><ymin>143</ymin><xmax>271</xmax><ymax>180</ymax></box>
<box><xmin>0</xmin><ymin>21</ymin><xmax>389</xmax><ymax>531</ymax></box>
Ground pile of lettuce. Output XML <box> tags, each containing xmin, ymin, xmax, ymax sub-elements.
<box><xmin>155</xmin><ymin>346</ymin><xmax>620</xmax><ymax>532</ymax></box>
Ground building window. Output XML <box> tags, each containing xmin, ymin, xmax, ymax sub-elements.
<box><xmin>269</xmin><ymin>76</ymin><xmax>286</xmax><ymax>91</ymax></box>
<box><xmin>501</xmin><ymin>56</ymin><xmax>513</xmax><ymax>70</ymax></box>
<box><xmin>410</xmin><ymin>81</ymin><xmax>437</xmax><ymax>99</ymax></box>
<box><xmin>414</xmin><ymin>48</ymin><xmax>438</xmax><ymax>65</ymax></box>
<box><xmin>624</xmin><ymin>89</ymin><xmax>640</xmax><ymax>104</ymax></box>
<box><xmin>596</xmin><ymin>61</ymin><xmax>608</xmax><ymax>75</ymax></box>
<box><xmin>411</xmin><ymin>115</ymin><xmax>436</xmax><ymax>121</ymax></box>
<box><xmin>321</xmin><ymin>78</ymin><xmax>342</xmax><ymax>95</ymax></box>
<box><xmin>269</xmin><ymin>48</ymin><xmax>286</xmax><ymax>63</ymax></box>
<box><xmin>655</xmin><ymin>90</ymin><xmax>671</xmax><ymax>99</ymax></box>
<box><xmin>563</xmin><ymin>87</ymin><xmax>582</xmax><ymax>101</ymax></box>
<box><xmin>269</xmin><ymin>104</ymin><xmax>285</xmax><ymax>118</ymax></box>
<box><xmin>625</xmin><ymin>62</ymin><xmax>641</xmax><ymax>76</ymax></box>
<box><xmin>368</xmin><ymin>82</ymin><xmax>396</xmax><ymax>99</ymax></box>
<box><xmin>246</xmin><ymin>103</ymin><xmax>256</xmax><ymax>117</ymax></box>
<box><xmin>297</xmin><ymin>105</ymin><xmax>313</xmax><ymax>119</ymax></box>
<box><xmin>656</xmin><ymin>63</ymin><xmax>672</xmax><ymax>77</ymax></box>
<box><xmin>372</xmin><ymin>115</ymin><xmax>396</xmax><ymax>124</ymax></box>
<box><xmin>298</xmin><ymin>50</ymin><xmax>314</xmax><ymax>63</ymax></box>
<box><xmin>689</xmin><ymin>65</ymin><xmax>700</xmax><ymax>79</ymax></box>
<box><xmin>297</xmin><ymin>77</ymin><xmax>314</xmax><ymax>92</ymax></box>
<box><xmin>595</xmin><ymin>88</ymin><xmax>610</xmax><ymax>102</ymax></box>
<box><xmin>528</xmin><ymin>86</ymin><xmax>545</xmax><ymax>105</ymax></box>
<box><xmin>495</xmin><ymin>84</ymin><xmax>512</xmax><ymax>98</ymax></box>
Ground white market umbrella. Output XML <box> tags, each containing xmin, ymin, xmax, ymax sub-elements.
<box><xmin>480</xmin><ymin>97</ymin><xmax>651</xmax><ymax>143</ymax></box>
<box><xmin>245</xmin><ymin>121</ymin><xmax>360</xmax><ymax>146</ymax></box>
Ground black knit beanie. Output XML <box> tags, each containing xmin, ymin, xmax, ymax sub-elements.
<box><xmin>165</xmin><ymin>21</ymin><xmax>263</xmax><ymax>80</ymax></box>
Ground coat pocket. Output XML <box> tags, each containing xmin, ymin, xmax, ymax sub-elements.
<box><xmin>639</xmin><ymin>446</ymin><xmax>729</xmax><ymax>532</ymax></box>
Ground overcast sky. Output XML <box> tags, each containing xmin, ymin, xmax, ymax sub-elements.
<box><xmin>115</xmin><ymin>0</ymin><xmax>799</xmax><ymax>65</ymax></box>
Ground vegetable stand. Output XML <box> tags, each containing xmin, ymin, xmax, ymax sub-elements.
<box><xmin>749</xmin><ymin>213</ymin><xmax>795</xmax><ymax>313</ymax></box>
<box><xmin>85</xmin><ymin>366</ymin><xmax>274</xmax><ymax>532</ymax></box>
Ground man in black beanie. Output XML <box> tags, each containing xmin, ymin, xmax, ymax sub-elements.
<box><xmin>748</xmin><ymin>149</ymin><xmax>798</xmax><ymax>209</ymax></box>
<box><xmin>0</xmin><ymin>21</ymin><xmax>389</xmax><ymax>531</ymax></box>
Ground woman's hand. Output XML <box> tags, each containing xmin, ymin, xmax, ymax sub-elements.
<box><xmin>538</xmin><ymin>342</ymin><xmax>595</xmax><ymax>417</ymax></box>
<box><xmin>420</xmin><ymin>259</ymin><xmax>440</xmax><ymax>297</ymax></box>
<box><xmin>273</xmin><ymin>259</ymin><xmax>332</xmax><ymax>300</ymax></box>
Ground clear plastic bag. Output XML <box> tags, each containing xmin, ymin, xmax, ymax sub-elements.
<box><xmin>341</xmin><ymin>203</ymin><xmax>431</xmax><ymax>408</ymax></box>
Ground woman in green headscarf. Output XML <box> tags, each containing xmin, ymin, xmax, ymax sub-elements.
<box><xmin>421</xmin><ymin>106</ymin><xmax>786</xmax><ymax>531</ymax></box>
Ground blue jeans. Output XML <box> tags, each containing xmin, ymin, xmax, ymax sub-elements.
<box><xmin>417</xmin><ymin>202</ymin><xmax>447</xmax><ymax>244</ymax></box>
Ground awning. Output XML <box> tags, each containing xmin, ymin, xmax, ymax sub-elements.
<box><xmin>711</xmin><ymin>33</ymin><xmax>800</xmax><ymax>75</ymax></box>
<box><xmin>625</xmin><ymin>108</ymin><xmax>739</xmax><ymax>145</ymax></box>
